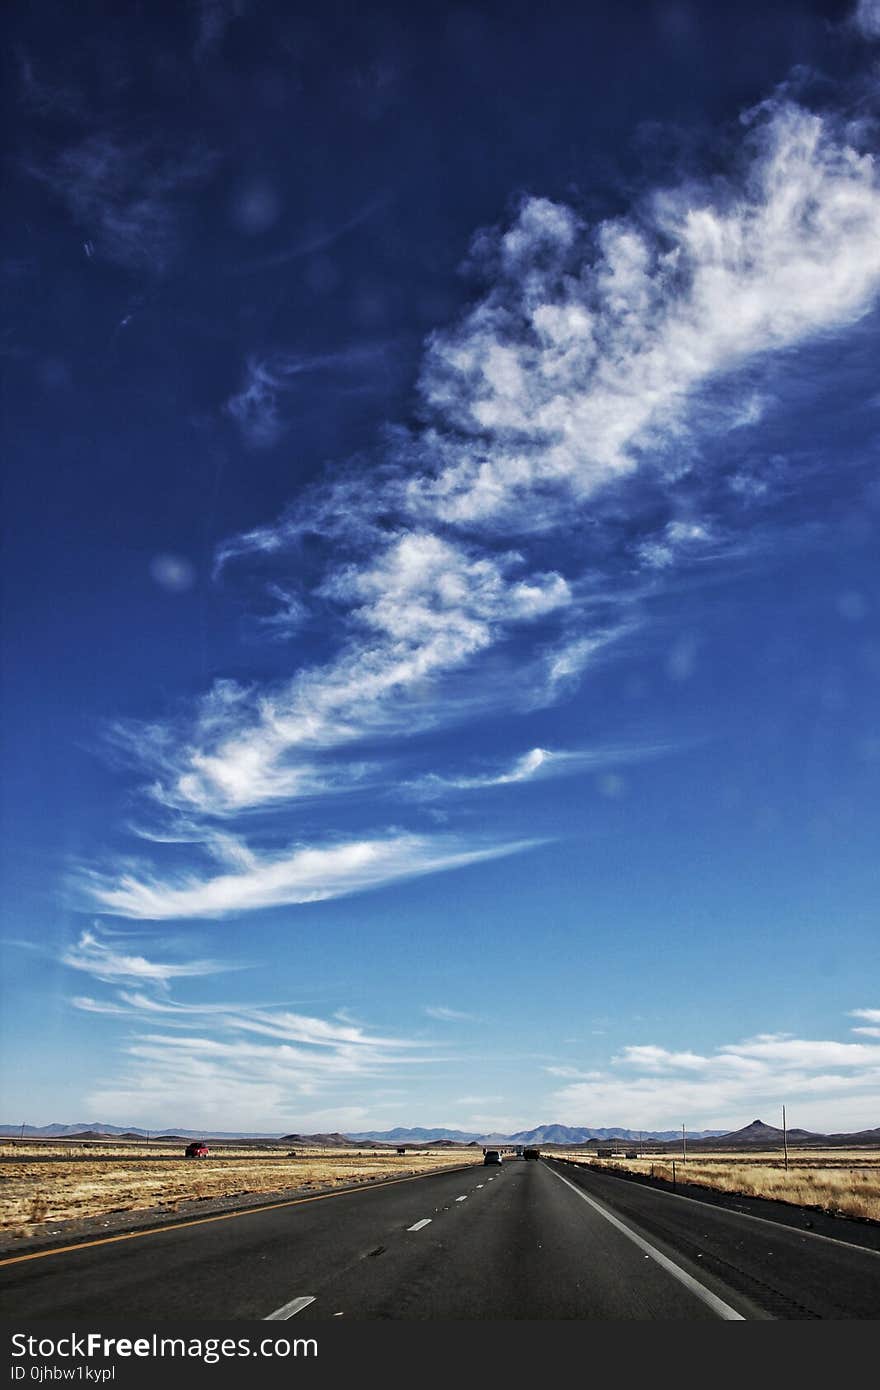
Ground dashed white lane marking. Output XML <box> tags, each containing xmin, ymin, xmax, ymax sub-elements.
<box><xmin>476</xmin><ymin>1184</ymin><xmax>484</xmax><ymax>1188</ymax></box>
<box><xmin>408</xmin><ymin>1218</ymin><xmax>432</xmax><ymax>1231</ymax></box>
<box><xmin>547</xmin><ymin>1166</ymin><xmax>745</xmax><ymax>1321</ymax></box>
<box><xmin>456</xmin><ymin>1195</ymin><xmax>468</xmax><ymax>1202</ymax></box>
<box><xmin>264</xmin><ymin>1295</ymin><xmax>316</xmax><ymax>1320</ymax></box>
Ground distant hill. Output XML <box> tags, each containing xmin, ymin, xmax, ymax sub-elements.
<box><xmin>682</xmin><ymin>1119</ymin><xmax>880</xmax><ymax>1150</ymax></box>
<box><xmin>716</xmin><ymin>1119</ymin><xmax>818</xmax><ymax>1145</ymax></box>
<box><xmin>279</xmin><ymin>1132</ymin><xmax>359</xmax><ymax>1148</ymax></box>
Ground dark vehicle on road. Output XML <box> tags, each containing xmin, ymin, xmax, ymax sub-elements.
<box><xmin>523</xmin><ymin>1147</ymin><xmax>540</xmax><ymax>1160</ymax></box>
<box><xmin>483</xmin><ymin>1149</ymin><xmax>503</xmax><ymax>1165</ymax></box>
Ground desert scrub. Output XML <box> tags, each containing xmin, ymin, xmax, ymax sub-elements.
<box><xmin>0</xmin><ymin>1148</ymin><xmax>481</xmax><ymax>1233</ymax></box>
<box><xmin>578</xmin><ymin>1155</ymin><xmax>880</xmax><ymax>1222</ymax></box>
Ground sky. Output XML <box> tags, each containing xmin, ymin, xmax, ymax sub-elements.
<box><xmin>2</xmin><ymin>0</ymin><xmax>880</xmax><ymax>1138</ymax></box>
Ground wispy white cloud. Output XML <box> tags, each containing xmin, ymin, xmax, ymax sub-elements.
<box><xmin>850</xmin><ymin>1007</ymin><xmax>880</xmax><ymax>1037</ymax></box>
<box><xmin>233</xmin><ymin>198</ymin><xmax>387</xmax><ymax>274</ymax></box>
<box><xmin>61</xmin><ymin>929</ymin><xmax>231</xmax><ymax>987</ymax></box>
<box><xmin>225</xmin><ymin>346</ymin><xmax>390</xmax><ymax>448</ymax></box>
<box><xmin>85</xmin><ymin>832</ymin><xmax>539</xmax><ymax>919</ymax></box>
<box><xmin>408</xmin><ymin>741</ymin><xmax>677</xmax><ymax>797</ymax></box>
<box><xmin>852</xmin><ymin>0</ymin><xmax>880</xmax><ymax>39</ymax></box>
<box><xmin>194</xmin><ymin>0</ymin><xmax>248</xmax><ymax>62</ymax></box>
<box><xmin>26</xmin><ymin>133</ymin><xmax>216</xmax><ymax>274</ymax></box>
<box><xmin>424</xmin><ymin>1005</ymin><xmax>478</xmax><ymax>1022</ymax></box>
<box><xmin>71</xmin><ymin>996</ymin><xmax>130</xmax><ymax>1016</ymax></box>
<box><xmin>15</xmin><ymin>49</ymin><xmax>84</xmax><ymax>119</ymax></box>
<box><xmin>119</xmin><ymin>535</ymin><xmax>572</xmax><ymax>818</ymax></box>
<box><xmin>409</xmin><ymin>106</ymin><xmax>880</xmax><ymax>530</ymax></box>
<box><xmin>253</xmin><ymin>584</ymin><xmax>310</xmax><ymax>640</ymax></box>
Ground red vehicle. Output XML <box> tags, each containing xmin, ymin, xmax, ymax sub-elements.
<box><xmin>184</xmin><ymin>1141</ymin><xmax>209</xmax><ymax>1158</ymax></box>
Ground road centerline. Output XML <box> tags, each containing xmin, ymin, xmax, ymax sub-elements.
<box><xmin>407</xmin><ymin>1219</ymin><xmax>432</xmax><ymax>1232</ymax></box>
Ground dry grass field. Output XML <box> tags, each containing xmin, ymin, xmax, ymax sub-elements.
<box><xmin>554</xmin><ymin>1149</ymin><xmax>880</xmax><ymax>1222</ymax></box>
<box><xmin>0</xmin><ymin>1142</ymin><xmax>483</xmax><ymax>1238</ymax></box>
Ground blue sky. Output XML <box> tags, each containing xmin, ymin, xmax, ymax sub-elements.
<box><xmin>3</xmin><ymin>0</ymin><xmax>880</xmax><ymax>1136</ymax></box>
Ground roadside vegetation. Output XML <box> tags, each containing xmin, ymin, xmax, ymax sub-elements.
<box><xmin>0</xmin><ymin>1143</ymin><xmax>483</xmax><ymax>1238</ymax></box>
<box><xmin>554</xmin><ymin>1149</ymin><xmax>880</xmax><ymax>1222</ymax></box>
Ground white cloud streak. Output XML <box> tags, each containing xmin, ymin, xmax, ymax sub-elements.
<box><xmin>225</xmin><ymin>346</ymin><xmax>390</xmax><ymax>447</ymax></box>
<box><xmin>407</xmin><ymin>741</ymin><xmax>677</xmax><ymax>796</ymax></box>
<box><xmin>85</xmin><ymin>832</ymin><xmax>539</xmax><ymax>919</ymax></box>
<box><xmin>424</xmin><ymin>1006</ymin><xmax>477</xmax><ymax>1022</ymax></box>
<box><xmin>62</xmin><ymin>929</ymin><xmax>231</xmax><ymax>986</ymax></box>
<box><xmin>128</xmin><ymin>535</ymin><xmax>572</xmax><ymax>818</ymax></box>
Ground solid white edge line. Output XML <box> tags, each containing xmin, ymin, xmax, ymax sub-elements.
<box><xmin>547</xmin><ymin>1165</ymin><xmax>746</xmax><ymax>1321</ymax></box>
<box><xmin>408</xmin><ymin>1218</ymin><xmax>432</xmax><ymax>1231</ymax></box>
<box><xmin>264</xmin><ymin>1294</ymin><xmax>316</xmax><ymax>1320</ymax></box>
<box><xmin>556</xmin><ymin>1162</ymin><xmax>880</xmax><ymax>1259</ymax></box>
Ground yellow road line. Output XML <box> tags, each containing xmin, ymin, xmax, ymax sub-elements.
<box><xmin>0</xmin><ymin>1165</ymin><xmax>474</xmax><ymax>1269</ymax></box>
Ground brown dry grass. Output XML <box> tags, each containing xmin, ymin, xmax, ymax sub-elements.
<box><xmin>0</xmin><ymin>1146</ymin><xmax>482</xmax><ymax>1237</ymax></box>
<box><xmin>553</xmin><ymin>1149</ymin><xmax>880</xmax><ymax>1222</ymax></box>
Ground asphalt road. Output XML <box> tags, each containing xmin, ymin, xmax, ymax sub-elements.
<box><xmin>1</xmin><ymin>1159</ymin><xmax>878</xmax><ymax>1320</ymax></box>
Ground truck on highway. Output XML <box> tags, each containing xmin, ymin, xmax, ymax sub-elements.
<box><xmin>523</xmin><ymin>1147</ymin><xmax>540</xmax><ymax>1160</ymax></box>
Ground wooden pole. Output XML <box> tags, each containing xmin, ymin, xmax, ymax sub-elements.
<box><xmin>782</xmin><ymin>1105</ymin><xmax>788</xmax><ymax>1171</ymax></box>
<box><xmin>682</xmin><ymin>1123</ymin><xmax>687</xmax><ymax>1164</ymax></box>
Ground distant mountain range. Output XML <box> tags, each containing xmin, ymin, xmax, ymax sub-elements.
<box><xmin>4</xmin><ymin>1118</ymin><xmax>878</xmax><ymax>1146</ymax></box>
<box><xmin>348</xmin><ymin>1124</ymin><xmax>728</xmax><ymax>1143</ymax></box>
<box><xmin>0</xmin><ymin>1123</ymin><xmax>284</xmax><ymax>1140</ymax></box>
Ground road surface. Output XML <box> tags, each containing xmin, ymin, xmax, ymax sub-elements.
<box><xmin>1</xmin><ymin>1158</ymin><xmax>878</xmax><ymax>1319</ymax></box>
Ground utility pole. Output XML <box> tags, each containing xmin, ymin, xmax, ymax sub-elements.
<box><xmin>782</xmin><ymin>1105</ymin><xmax>788</xmax><ymax>1171</ymax></box>
<box><xmin>682</xmin><ymin>1123</ymin><xmax>687</xmax><ymax>1164</ymax></box>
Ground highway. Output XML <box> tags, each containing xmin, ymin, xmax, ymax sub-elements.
<box><xmin>1</xmin><ymin>1158</ymin><xmax>878</xmax><ymax>1320</ymax></box>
